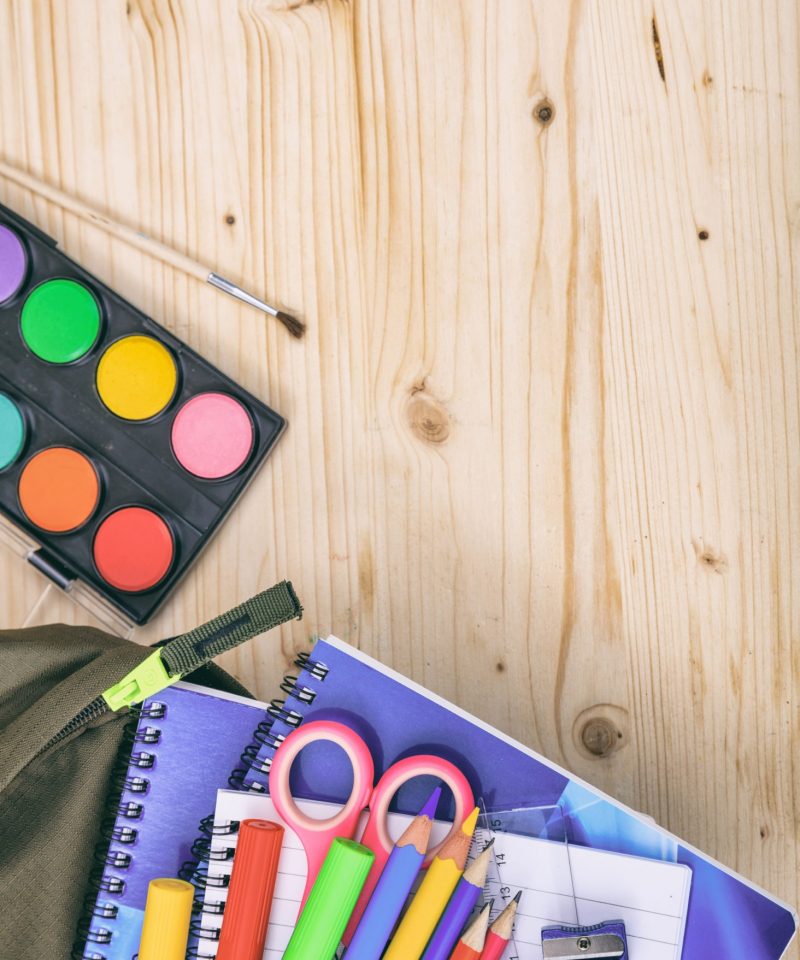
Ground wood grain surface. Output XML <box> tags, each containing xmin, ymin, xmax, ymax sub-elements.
<box><xmin>0</xmin><ymin>0</ymin><xmax>797</xmax><ymax>948</ymax></box>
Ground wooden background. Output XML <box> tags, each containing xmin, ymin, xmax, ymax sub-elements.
<box><xmin>0</xmin><ymin>0</ymin><xmax>797</xmax><ymax>949</ymax></box>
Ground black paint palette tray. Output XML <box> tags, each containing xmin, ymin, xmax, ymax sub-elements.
<box><xmin>0</xmin><ymin>203</ymin><xmax>285</xmax><ymax>626</ymax></box>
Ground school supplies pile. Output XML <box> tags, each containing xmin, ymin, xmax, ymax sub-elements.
<box><xmin>31</xmin><ymin>612</ymin><xmax>791</xmax><ymax>960</ymax></box>
<box><xmin>177</xmin><ymin>636</ymin><xmax>797</xmax><ymax>960</ymax></box>
<box><xmin>198</xmin><ymin>790</ymin><xmax>690</xmax><ymax>960</ymax></box>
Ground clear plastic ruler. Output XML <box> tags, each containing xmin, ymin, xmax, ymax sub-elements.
<box><xmin>475</xmin><ymin>801</ymin><xmax>570</xmax><ymax>959</ymax></box>
<box><xmin>475</xmin><ymin>802</ymin><xmax>631</xmax><ymax>959</ymax></box>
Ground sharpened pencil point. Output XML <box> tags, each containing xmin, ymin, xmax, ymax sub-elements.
<box><xmin>418</xmin><ymin>786</ymin><xmax>442</xmax><ymax>820</ymax></box>
<box><xmin>513</xmin><ymin>890</ymin><xmax>522</xmax><ymax>903</ymax></box>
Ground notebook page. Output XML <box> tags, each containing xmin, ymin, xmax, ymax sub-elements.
<box><xmin>197</xmin><ymin>790</ymin><xmax>453</xmax><ymax>958</ymax></box>
<box><xmin>487</xmin><ymin>829</ymin><xmax>692</xmax><ymax>960</ymax></box>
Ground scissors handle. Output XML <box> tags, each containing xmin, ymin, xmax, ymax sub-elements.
<box><xmin>342</xmin><ymin>754</ymin><xmax>474</xmax><ymax>944</ymax></box>
<box><xmin>269</xmin><ymin>720</ymin><xmax>374</xmax><ymax>907</ymax></box>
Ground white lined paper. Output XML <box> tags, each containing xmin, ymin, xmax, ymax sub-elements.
<box><xmin>198</xmin><ymin>791</ymin><xmax>690</xmax><ymax>960</ymax></box>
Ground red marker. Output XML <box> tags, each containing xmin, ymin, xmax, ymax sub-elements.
<box><xmin>216</xmin><ymin>819</ymin><xmax>284</xmax><ymax>960</ymax></box>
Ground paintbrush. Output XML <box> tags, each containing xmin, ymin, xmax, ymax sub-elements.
<box><xmin>0</xmin><ymin>158</ymin><xmax>304</xmax><ymax>338</ymax></box>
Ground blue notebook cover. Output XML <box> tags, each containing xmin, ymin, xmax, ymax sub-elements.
<box><xmin>82</xmin><ymin>680</ymin><xmax>267</xmax><ymax>960</ymax></box>
<box><xmin>240</xmin><ymin>636</ymin><xmax>797</xmax><ymax>960</ymax></box>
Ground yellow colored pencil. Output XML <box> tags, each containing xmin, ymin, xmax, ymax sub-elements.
<box><xmin>383</xmin><ymin>807</ymin><xmax>479</xmax><ymax>960</ymax></box>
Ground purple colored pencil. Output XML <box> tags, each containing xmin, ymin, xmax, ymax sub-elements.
<box><xmin>345</xmin><ymin>788</ymin><xmax>442</xmax><ymax>960</ymax></box>
<box><xmin>419</xmin><ymin>842</ymin><xmax>494</xmax><ymax>960</ymax></box>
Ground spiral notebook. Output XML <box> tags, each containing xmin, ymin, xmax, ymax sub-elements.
<box><xmin>79</xmin><ymin>681</ymin><xmax>270</xmax><ymax>960</ymax></box>
<box><xmin>191</xmin><ymin>636</ymin><xmax>796</xmax><ymax>960</ymax></box>
<box><xmin>197</xmin><ymin>790</ymin><xmax>692</xmax><ymax>960</ymax></box>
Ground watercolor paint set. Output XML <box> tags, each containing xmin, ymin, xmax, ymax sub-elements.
<box><xmin>0</xmin><ymin>202</ymin><xmax>285</xmax><ymax>627</ymax></box>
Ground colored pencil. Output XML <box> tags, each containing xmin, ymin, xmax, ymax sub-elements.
<box><xmin>0</xmin><ymin>158</ymin><xmax>305</xmax><ymax>337</ymax></box>
<box><xmin>448</xmin><ymin>901</ymin><xmax>492</xmax><ymax>960</ymax></box>
<box><xmin>345</xmin><ymin>787</ymin><xmax>442</xmax><ymax>960</ymax></box>
<box><xmin>421</xmin><ymin>842</ymin><xmax>495</xmax><ymax>960</ymax></box>
<box><xmin>383</xmin><ymin>806</ymin><xmax>479</xmax><ymax>960</ymax></box>
<box><xmin>479</xmin><ymin>892</ymin><xmax>521</xmax><ymax>960</ymax></box>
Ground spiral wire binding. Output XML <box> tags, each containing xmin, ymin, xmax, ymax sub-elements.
<box><xmin>185</xmin><ymin>650</ymin><xmax>329</xmax><ymax>956</ymax></box>
<box><xmin>72</xmin><ymin>701</ymin><xmax>167</xmax><ymax>960</ymax></box>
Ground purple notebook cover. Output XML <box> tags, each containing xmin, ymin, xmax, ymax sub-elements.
<box><xmin>242</xmin><ymin>636</ymin><xmax>797</xmax><ymax>960</ymax></box>
<box><xmin>83</xmin><ymin>681</ymin><xmax>267</xmax><ymax>960</ymax></box>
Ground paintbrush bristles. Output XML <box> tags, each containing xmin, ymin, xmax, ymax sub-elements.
<box><xmin>462</xmin><ymin>841</ymin><xmax>495</xmax><ymax>887</ymax></box>
<box><xmin>489</xmin><ymin>891</ymin><xmax>521</xmax><ymax>939</ymax></box>
<box><xmin>276</xmin><ymin>310</ymin><xmax>305</xmax><ymax>338</ymax></box>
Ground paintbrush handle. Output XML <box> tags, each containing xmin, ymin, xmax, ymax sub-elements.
<box><xmin>0</xmin><ymin>159</ymin><xmax>209</xmax><ymax>283</ymax></box>
<box><xmin>0</xmin><ymin>158</ymin><xmax>304</xmax><ymax>336</ymax></box>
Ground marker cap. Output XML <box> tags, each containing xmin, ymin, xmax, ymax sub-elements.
<box><xmin>282</xmin><ymin>838</ymin><xmax>375</xmax><ymax>960</ymax></box>
<box><xmin>217</xmin><ymin>819</ymin><xmax>285</xmax><ymax>960</ymax></box>
<box><xmin>137</xmin><ymin>878</ymin><xmax>194</xmax><ymax>960</ymax></box>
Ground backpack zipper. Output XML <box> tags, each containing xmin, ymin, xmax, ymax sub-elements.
<box><xmin>39</xmin><ymin>581</ymin><xmax>302</xmax><ymax>757</ymax></box>
<box><xmin>40</xmin><ymin>696</ymin><xmax>109</xmax><ymax>755</ymax></box>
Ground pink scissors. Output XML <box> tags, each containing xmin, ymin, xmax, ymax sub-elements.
<box><xmin>269</xmin><ymin>719</ymin><xmax>474</xmax><ymax>931</ymax></box>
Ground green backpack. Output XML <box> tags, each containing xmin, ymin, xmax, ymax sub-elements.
<box><xmin>0</xmin><ymin>580</ymin><xmax>302</xmax><ymax>960</ymax></box>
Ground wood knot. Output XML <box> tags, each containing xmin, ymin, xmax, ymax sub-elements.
<box><xmin>224</xmin><ymin>213</ymin><xmax>236</xmax><ymax>226</ymax></box>
<box><xmin>572</xmin><ymin>704</ymin><xmax>628</xmax><ymax>760</ymax></box>
<box><xmin>534</xmin><ymin>98</ymin><xmax>555</xmax><ymax>126</ymax></box>
<box><xmin>698</xmin><ymin>229</ymin><xmax>709</xmax><ymax>240</ymax></box>
<box><xmin>407</xmin><ymin>392</ymin><xmax>451</xmax><ymax>444</ymax></box>
<box><xmin>693</xmin><ymin>539</ymin><xmax>727</xmax><ymax>574</ymax></box>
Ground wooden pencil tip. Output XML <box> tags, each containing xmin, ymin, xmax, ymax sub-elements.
<box><xmin>464</xmin><ymin>840</ymin><xmax>495</xmax><ymax>885</ymax></box>
<box><xmin>276</xmin><ymin>310</ymin><xmax>305</xmax><ymax>338</ymax></box>
<box><xmin>460</xmin><ymin>899</ymin><xmax>494</xmax><ymax>949</ymax></box>
<box><xmin>513</xmin><ymin>889</ymin><xmax>522</xmax><ymax>903</ymax></box>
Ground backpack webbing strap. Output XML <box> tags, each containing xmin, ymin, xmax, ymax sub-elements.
<box><xmin>102</xmin><ymin>581</ymin><xmax>302</xmax><ymax>710</ymax></box>
<box><xmin>160</xmin><ymin>580</ymin><xmax>302</xmax><ymax>676</ymax></box>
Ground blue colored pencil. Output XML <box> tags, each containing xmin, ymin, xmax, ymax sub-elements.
<box><xmin>345</xmin><ymin>788</ymin><xmax>442</xmax><ymax>960</ymax></box>
<box><xmin>420</xmin><ymin>842</ymin><xmax>494</xmax><ymax>960</ymax></box>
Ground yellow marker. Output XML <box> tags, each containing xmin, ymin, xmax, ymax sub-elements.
<box><xmin>137</xmin><ymin>877</ymin><xmax>194</xmax><ymax>960</ymax></box>
<box><xmin>383</xmin><ymin>807</ymin><xmax>479</xmax><ymax>960</ymax></box>
<box><xmin>96</xmin><ymin>334</ymin><xmax>178</xmax><ymax>420</ymax></box>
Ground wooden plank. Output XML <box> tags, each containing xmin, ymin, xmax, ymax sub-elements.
<box><xmin>0</xmin><ymin>0</ymin><xmax>795</xmax><ymax>949</ymax></box>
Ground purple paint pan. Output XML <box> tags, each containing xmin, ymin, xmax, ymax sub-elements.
<box><xmin>0</xmin><ymin>225</ymin><xmax>27</xmax><ymax>303</ymax></box>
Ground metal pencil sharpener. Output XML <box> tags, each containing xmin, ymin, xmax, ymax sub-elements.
<box><xmin>541</xmin><ymin>920</ymin><xmax>628</xmax><ymax>959</ymax></box>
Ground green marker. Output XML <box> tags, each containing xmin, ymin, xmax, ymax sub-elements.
<box><xmin>282</xmin><ymin>838</ymin><xmax>375</xmax><ymax>960</ymax></box>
